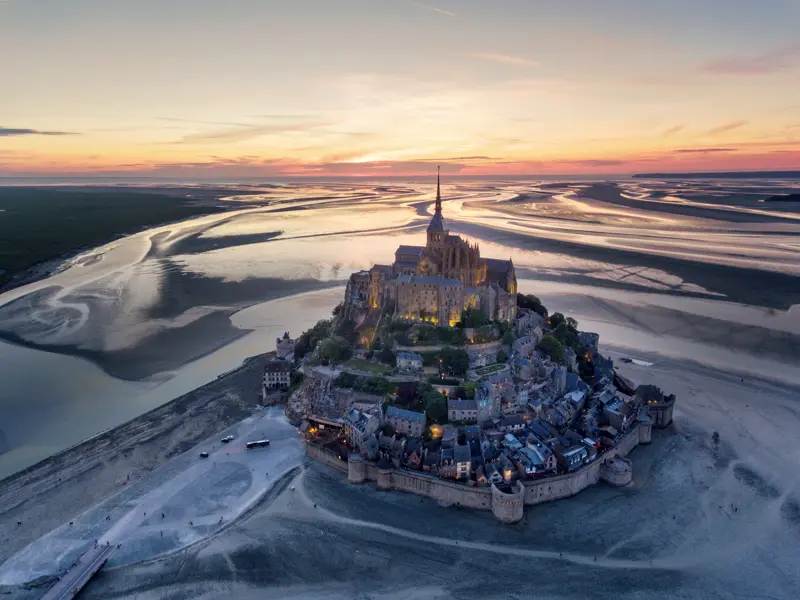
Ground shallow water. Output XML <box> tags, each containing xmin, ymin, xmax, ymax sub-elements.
<box><xmin>0</xmin><ymin>178</ymin><xmax>798</xmax><ymax>478</ymax></box>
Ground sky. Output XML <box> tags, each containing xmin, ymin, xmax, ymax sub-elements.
<box><xmin>1</xmin><ymin>0</ymin><xmax>799</xmax><ymax>178</ymax></box>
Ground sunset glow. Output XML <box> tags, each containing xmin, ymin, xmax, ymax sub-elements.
<box><xmin>1</xmin><ymin>0</ymin><xmax>799</xmax><ymax>177</ymax></box>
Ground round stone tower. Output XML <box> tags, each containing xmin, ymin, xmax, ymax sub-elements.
<box><xmin>348</xmin><ymin>452</ymin><xmax>366</xmax><ymax>484</ymax></box>
<box><xmin>638</xmin><ymin>415</ymin><xmax>653</xmax><ymax>444</ymax></box>
<box><xmin>491</xmin><ymin>481</ymin><xmax>525</xmax><ymax>524</ymax></box>
<box><xmin>599</xmin><ymin>457</ymin><xmax>633</xmax><ymax>487</ymax></box>
<box><xmin>376</xmin><ymin>455</ymin><xmax>393</xmax><ymax>490</ymax></box>
<box><xmin>377</xmin><ymin>467</ymin><xmax>392</xmax><ymax>490</ymax></box>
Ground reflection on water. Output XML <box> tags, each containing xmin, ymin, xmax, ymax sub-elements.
<box><xmin>0</xmin><ymin>178</ymin><xmax>798</xmax><ymax>478</ymax></box>
<box><xmin>0</xmin><ymin>288</ymin><xmax>341</xmax><ymax>479</ymax></box>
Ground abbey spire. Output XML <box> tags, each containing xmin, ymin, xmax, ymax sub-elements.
<box><xmin>427</xmin><ymin>165</ymin><xmax>446</xmax><ymax>234</ymax></box>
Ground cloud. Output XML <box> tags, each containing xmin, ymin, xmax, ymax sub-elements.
<box><xmin>412</xmin><ymin>1</ymin><xmax>455</xmax><ymax>17</ymax></box>
<box><xmin>661</xmin><ymin>125</ymin><xmax>684</xmax><ymax>137</ymax></box>
<box><xmin>466</xmin><ymin>52</ymin><xmax>538</xmax><ymax>67</ymax></box>
<box><xmin>673</xmin><ymin>148</ymin><xmax>738</xmax><ymax>154</ymax></box>
<box><xmin>0</xmin><ymin>126</ymin><xmax>77</xmax><ymax>137</ymax></box>
<box><xmin>158</xmin><ymin>117</ymin><xmax>253</xmax><ymax>127</ymax></box>
<box><xmin>415</xmin><ymin>156</ymin><xmax>497</xmax><ymax>162</ymax></box>
<box><xmin>700</xmin><ymin>43</ymin><xmax>800</xmax><ymax>75</ymax></box>
<box><xmin>786</xmin><ymin>122</ymin><xmax>800</xmax><ymax>130</ymax></box>
<box><xmin>172</xmin><ymin>121</ymin><xmax>330</xmax><ymax>144</ymax></box>
<box><xmin>555</xmin><ymin>159</ymin><xmax>626</xmax><ymax>167</ymax></box>
<box><xmin>705</xmin><ymin>120</ymin><xmax>748</xmax><ymax>136</ymax></box>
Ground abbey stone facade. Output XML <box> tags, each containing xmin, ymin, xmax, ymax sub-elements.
<box><xmin>344</xmin><ymin>170</ymin><xmax>518</xmax><ymax>326</ymax></box>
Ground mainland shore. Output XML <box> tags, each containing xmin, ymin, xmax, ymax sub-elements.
<box><xmin>0</xmin><ymin>351</ymin><xmax>273</xmax><ymax>566</ymax></box>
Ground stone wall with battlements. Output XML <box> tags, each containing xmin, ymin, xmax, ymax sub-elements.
<box><xmin>306</xmin><ymin>423</ymin><xmax>647</xmax><ymax>523</ymax></box>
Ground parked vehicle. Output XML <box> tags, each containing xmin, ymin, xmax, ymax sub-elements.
<box><xmin>199</xmin><ymin>451</ymin><xmax>209</xmax><ymax>458</ymax></box>
<box><xmin>246</xmin><ymin>439</ymin><xmax>270</xmax><ymax>449</ymax></box>
<box><xmin>221</xmin><ymin>435</ymin><xmax>235</xmax><ymax>443</ymax></box>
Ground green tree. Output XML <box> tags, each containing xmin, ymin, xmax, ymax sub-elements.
<box><xmin>290</xmin><ymin>371</ymin><xmax>304</xmax><ymax>387</ymax></box>
<box><xmin>441</xmin><ymin>327</ymin><xmax>465</xmax><ymax>346</ymax></box>
<box><xmin>440</xmin><ymin>347</ymin><xmax>469</xmax><ymax>377</ymax></box>
<box><xmin>502</xmin><ymin>330</ymin><xmax>516</xmax><ymax>345</ymax></box>
<box><xmin>378</xmin><ymin>346</ymin><xmax>396</xmax><ymax>366</ymax></box>
<box><xmin>459</xmin><ymin>307</ymin><xmax>487</xmax><ymax>328</ymax></box>
<box><xmin>394</xmin><ymin>331</ymin><xmax>412</xmax><ymax>346</ymax></box>
<box><xmin>537</xmin><ymin>335</ymin><xmax>565</xmax><ymax>363</ymax></box>
<box><xmin>517</xmin><ymin>293</ymin><xmax>548</xmax><ymax>317</ymax></box>
<box><xmin>318</xmin><ymin>336</ymin><xmax>352</xmax><ymax>363</ymax></box>
<box><xmin>462</xmin><ymin>381</ymin><xmax>477</xmax><ymax>399</ymax></box>
<box><xmin>332</xmin><ymin>302</ymin><xmax>343</xmax><ymax>317</ymax></box>
<box><xmin>335</xmin><ymin>372</ymin><xmax>358</xmax><ymax>388</ymax></box>
<box><xmin>421</xmin><ymin>386</ymin><xmax>447</xmax><ymax>423</ymax></box>
<box><xmin>335</xmin><ymin>318</ymin><xmax>358</xmax><ymax>345</ymax></box>
<box><xmin>358</xmin><ymin>376</ymin><xmax>395</xmax><ymax>396</ymax></box>
<box><xmin>549</xmin><ymin>312</ymin><xmax>566</xmax><ymax>330</ymax></box>
<box><xmin>496</xmin><ymin>348</ymin><xmax>507</xmax><ymax>363</ymax></box>
<box><xmin>294</xmin><ymin>319</ymin><xmax>332</xmax><ymax>358</ymax></box>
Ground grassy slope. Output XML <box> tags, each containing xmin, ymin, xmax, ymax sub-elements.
<box><xmin>0</xmin><ymin>187</ymin><xmax>225</xmax><ymax>287</ymax></box>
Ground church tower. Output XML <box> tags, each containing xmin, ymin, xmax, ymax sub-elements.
<box><xmin>427</xmin><ymin>166</ymin><xmax>448</xmax><ymax>248</ymax></box>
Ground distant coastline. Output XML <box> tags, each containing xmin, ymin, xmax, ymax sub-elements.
<box><xmin>633</xmin><ymin>170</ymin><xmax>800</xmax><ymax>179</ymax></box>
<box><xmin>0</xmin><ymin>186</ymin><xmax>256</xmax><ymax>294</ymax></box>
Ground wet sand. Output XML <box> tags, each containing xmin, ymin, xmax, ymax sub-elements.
<box><xmin>0</xmin><ymin>178</ymin><xmax>797</xmax><ymax>482</ymax></box>
<box><xmin>0</xmin><ymin>351</ymin><xmax>272</xmax><ymax>568</ymax></box>
<box><xmin>66</xmin><ymin>353</ymin><xmax>800</xmax><ymax>600</ymax></box>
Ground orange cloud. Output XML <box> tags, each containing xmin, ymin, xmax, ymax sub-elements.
<box><xmin>705</xmin><ymin>120</ymin><xmax>748</xmax><ymax>136</ymax></box>
<box><xmin>701</xmin><ymin>44</ymin><xmax>800</xmax><ymax>75</ymax></box>
<box><xmin>466</xmin><ymin>52</ymin><xmax>539</xmax><ymax>67</ymax></box>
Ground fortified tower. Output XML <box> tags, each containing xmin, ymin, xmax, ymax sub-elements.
<box><xmin>491</xmin><ymin>481</ymin><xmax>525</xmax><ymax>523</ymax></box>
<box><xmin>599</xmin><ymin>457</ymin><xmax>633</xmax><ymax>486</ymax></box>
<box><xmin>348</xmin><ymin>452</ymin><xmax>366</xmax><ymax>484</ymax></box>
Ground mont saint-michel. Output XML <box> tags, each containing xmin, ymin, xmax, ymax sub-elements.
<box><xmin>343</xmin><ymin>169</ymin><xmax>518</xmax><ymax>327</ymax></box>
<box><xmin>283</xmin><ymin>174</ymin><xmax>677</xmax><ymax>524</ymax></box>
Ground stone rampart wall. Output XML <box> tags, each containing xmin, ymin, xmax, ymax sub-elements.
<box><xmin>306</xmin><ymin>423</ymin><xmax>646</xmax><ymax>519</ymax></box>
<box><xmin>305</xmin><ymin>444</ymin><xmax>348</xmax><ymax>473</ymax></box>
<box><xmin>394</xmin><ymin>344</ymin><xmax>442</xmax><ymax>353</ymax></box>
<box><xmin>389</xmin><ymin>470</ymin><xmax>492</xmax><ymax>510</ymax></box>
<box><xmin>466</xmin><ymin>340</ymin><xmax>503</xmax><ymax>352</ymax></box>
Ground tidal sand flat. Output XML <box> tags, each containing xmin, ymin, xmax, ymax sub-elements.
<box><xmin>0</xmin><ymin>179</ymin><xmax>797</xmax><ymax>477</ymax></box>
<box><xmin>71</xmin><ymin>353</ymin><xmax>800</xmax><ymax>600</ymax></box>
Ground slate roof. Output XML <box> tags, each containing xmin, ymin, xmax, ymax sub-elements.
<box><xmin>386</xmin><ymin>405</ymin><xmax>425</xmax><ymax>423</ymax></box>
<box><xmin>394</xmin><ymin>260</ymin><xmax>420</xmax><ymax>270</ymax></box>
<box><xmin>396</xmin><ymin>245</ymin><xmax>426</xmax><ymax>257</ymax></box>
<box><xmin>265</xmin><ymin>359</ymin><xmax>292</xmax><ymax>373</ymax></box>
<box><xmin>483</xmin><ymin>258</ymin><xmax>512</xmax><ymax>273</ymax></box>
<box><xmin>447</xmin><ymin>399</ymin><xmax>477</xmax><ymax>411</ymax></box>
<box><xmin>428</xmin><ymin>211</ymin><xmax>445</xmax><ymax>232</ymax></box>
<box><xmin>499</xmin><ymin>415</ymin><xmax>525</xmax><ymax>428</ymax></box>
<box><xmin>453</xmin><ymin>444</ymin><xmax>472</xmax><ymax>463</ymax></box>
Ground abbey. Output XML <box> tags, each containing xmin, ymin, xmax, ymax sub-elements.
<box><xmin>344</xmin><ymin>170</ymin><xmax>517</xmax><ymax>326</ymax></box>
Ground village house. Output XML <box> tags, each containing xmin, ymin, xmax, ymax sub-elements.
<box><xmin>385</xmin><ymin>405</ymin><xmax>426</xmax><ymax>437</ymax></box>
<box><xmin>485</xmin><ymin>462</ymin><xmax>504</xmax><ymax>484</ymax></box>
<box><xmin>454</xmin><ymin>444</ymin><xmax>472</xmax><ymax>480</ymax></box>
<box><xmin>556</xmin><ymin>444</ymin><xmax>590</xmax><ymax>472</ymax></box>
<box><xmin>448</xmin><ymin>399</ymin><xmax>478</xmax><ymax>423</ymax></box>
<box><xmin>344</xmin><ymin>408</ymin><xmax>380</xmax><ymax>450</ymax></box>
<box><xmin>476</xmin><ymin>380</ymin><xmax>501</xmax><ymax>422</ymax></box>
<box><xmin>498</xmin><ymin>414</ymin><xmax>526</xmax><ymax>434</ymax></box>
<box><xmin>263</xmin><ymin>359</ymin><xmax>292</xmax><ymax>392</ymax></box>
<box><xmin>396</xmin><ymin>351</ymin><xmax>423</xmax><ymax>372</ymax></box>
<box><xmin>513</xmin><ymin>335</ymin><xmax>536</xmax><ymax>358</ymax></box>
<box><xmin>403</xmin><ymin>438</ymin><xmax>425</xmax><ymax>470</ymax></box>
